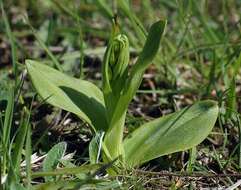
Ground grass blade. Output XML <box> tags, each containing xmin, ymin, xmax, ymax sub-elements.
<box><xmin>2</xmin><ymin>88</ymin><xmax>14</xmax><ymax>176</ymax></box>
<box><xmin>32</xmin><ymin>164</ymin><xmax>103</xmax><ymax>179</ymax></box>
<box><xmin>25</xmin><ymin>115</ymin><xmax>32</xmax><ymax>189</ymax></box>
<box><xmin>24</xmin><ymin>16</ymin><xmax>63</xmax><ymax>71</ymax></box>
<box><xmin>11</xmin><ymin>107</ymin><xmax>30</xmax><ymax>176</ymax></box>
<box><xmin>0</xmin><ymin>0</ymin><xmax>18</xmax><ymax>80</ymax></box>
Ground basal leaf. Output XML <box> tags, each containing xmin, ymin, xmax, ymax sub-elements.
<box><xmin>123</xmin><ymin>100</ymin><xmax>219</xmax><ymax>167</ymax></box>
<box><xmin>43</xmin><ymin>142</ymin><xmax>67</xmax><ymax>182</ymax></box>
<box><xmin>26</xmin><ymin>60</ymin><xmax>108</xmax><ymax>131</ymax></box>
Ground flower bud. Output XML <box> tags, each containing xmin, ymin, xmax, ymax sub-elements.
<box><xmin>109</xmin><ymin>34</ymin><xmax>129</xmax><ymax>81</ymax></box>
<box><xmin>102</xmin><ymin>34</ymin><xmax>129</xmax><ymax>94</ymax></box>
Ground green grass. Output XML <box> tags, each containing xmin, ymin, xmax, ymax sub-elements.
<box><xmin>1</xmin><ymin>0</ymin><xmax>241</xmax><ymax>189</ymax></box>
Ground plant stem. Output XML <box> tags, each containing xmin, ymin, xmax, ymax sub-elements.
<box><xmin>104</xmin><ymin>113</ymin><xmax>126</xmax><ymax>160</ymax></box>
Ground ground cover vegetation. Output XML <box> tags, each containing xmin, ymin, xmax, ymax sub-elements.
<box><xmin>0</xmin><ymin>0</ymin><xmax>241</xmax><ymax>189</ymax></box>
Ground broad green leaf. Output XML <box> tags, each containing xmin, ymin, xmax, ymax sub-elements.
<box><xmin>124</xmin><ymin>100</ymin><xmax>219</xmax><ymax>167</ymax></box>
<box><xmin>123</xmin><ymin>20</ymin><xmax>167</xmax><ymax>99</ymax></box>
<box><xmin>26</xmin><ymin>60</ymin><xmax>108</xmax><ymax>131</ymax></box>
<box><xmin>43</xmin><ymin>142</ymin><xmax>67</xmax><ymax>182</ymax></box>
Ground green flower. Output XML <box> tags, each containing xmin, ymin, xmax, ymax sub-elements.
<box><xmin>109</xmin><ymin>34</ymin><xmax>129</xmax><ymax>81</ymax></box>
<box><xmin>102</xmin><ymin>34</ymin><xmax>129</xmax><ymax>94</ymax></box>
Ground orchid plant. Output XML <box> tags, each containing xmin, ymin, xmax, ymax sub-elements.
<box><xmin>26</xmin><ymin>20</ymin><xmax>219</xmax><ymax>173</ymax></box>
